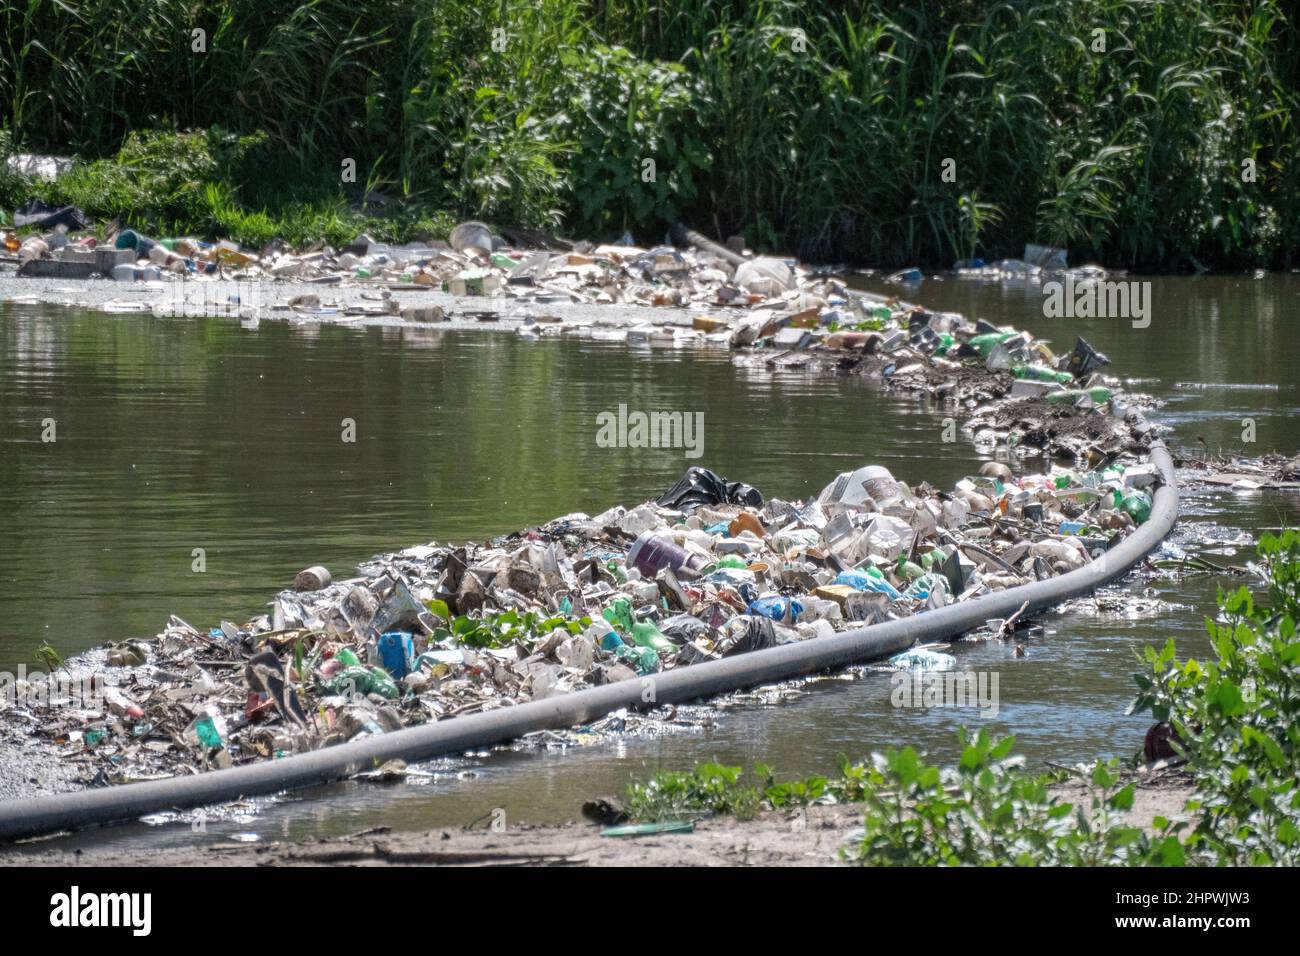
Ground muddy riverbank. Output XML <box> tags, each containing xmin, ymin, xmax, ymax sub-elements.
<box><xmin>0</xmin><ymin>769</ymin><xmax>1193</xmax><ymax>866</ymax></box>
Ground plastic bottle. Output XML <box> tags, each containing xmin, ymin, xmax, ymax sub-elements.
<box><xmin>626</xmin><ymin>531</ymin><xmax>695</xmax><ymax>577</ymax></box>
<box><xmin>114</xmin><ymin>229</ymin><xmax>157</xmax><ymax>257</ymax></box>
<box><xmin>606</xmin><ymin>598</ymin><xmax>674</xmax><ymax>653</ymax></box>
<box><xmin>360</xmin><ymin>666</ymin><xmax>399</xmax><ymax>699</ymax></box>
<box><xmin>1011</xmin><ymin>363</ymin><xmax>1073</xmax><ymax>384</ymax></box>
<box><xmin>1120</xmin><ymin>489</ymin><xmax>1153</xmax><ymax>524</ymax></box>
<box><xmin>966</xmin><ymin>331</ymin><xmax>1018</xmax><ymax>357</ymax></box>
<box><xmin>1045</xmin><ymin>387</ymin><xmax>1112</xmax><ymax>405</ymax></box>
<box><xmin>919</xmin><ymin>549</ymin><xmax>947</xmax><ymax>571</ymax></box>
<box><xmin>895</xmin><ymin>555</ymin><xmax>925</xmax><ymax>582</ymax></box>
<box><xmin>148</xmin><ymin>244</ymin><xmax>188</xmax><ymax>273</ymax></box>
<box><xmin>18</xmin><ymin>236</ymin><xmax>48</xmax><ymax>263</ymax></box>
<box><xmin>632</xmin><ymin>620</ymin><xmax>675</xmax><ymax>653</ymax></box>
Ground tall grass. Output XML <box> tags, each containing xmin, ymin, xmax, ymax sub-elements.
<box><xmin>0</xmin><ymin>0</ymin><xmax>1295</xmax><ymax>268</ymax></box>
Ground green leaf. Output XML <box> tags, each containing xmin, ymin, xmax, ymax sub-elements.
<box><xmin>1109</xmin><ymin>784</ymin><xmax>1135</xmax><ymax>811</ymax></box>
<box><xmin>1211</xmin><ymin>679</ymin><xmax>1245</xmax><ymax>716</ymax></box>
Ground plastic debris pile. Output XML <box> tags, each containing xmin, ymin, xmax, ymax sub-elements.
<box><xmin>0</xmin><ymin>457</ymin><xmax>1165</xmax><ymax>784</ymax></box>
<box><xmin>3</xmin><ymin>215</ymin><xmax>1147</xmax><ymax>457</ymax></box>
<box><xmin>1175</xmin><ymin>452</ymin><xmax>1300</xmax><ymax>490</ymax></box>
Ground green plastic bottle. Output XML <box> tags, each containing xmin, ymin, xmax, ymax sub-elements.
<box><xmin>896</xmin><ymin>554</ymin><xmax>925</xmax><ymax>582</ymax></box>
<box><xmin>632</xmin><ymin>620</ymin><xmax>675</xmax><ymax>653</ymax></box>
<box><xmin>1120</xmin><ymin>489</ymin><xmax>1153</xmax><ymax>524</ymax></box>
<box><xmin>1045</xmin><ymin>387</ymin><xmax>1112</xmax><ymax>405</ymax></box>
<box><xmin>967</xmin><ymin>331</ymin><xmax>1018</xmax><ymax>357</ymax></box>
<box><xmin>606</xmin><ymin>559</ymin><xmax>628</xmax><ymax>584</ymax></box>
<box><xmin>616</xmin><ymin>644</ymin><xmax>659</xmax><ymax>675</ymax></box>
<box><xmin>370</xmin><ymin>666</ymin><xmax>400</xmax><ymax>698</ymax></box>
<box><xmin>1011</xmin><ymin>364</ymin><xmax>1073</xmax><ymax>384</ymax></box>
<box><xmin>320</xmin><ymin>664</ymin><xmax>399</xmax><ymax>700</ymax></box>
<box><xmin>193</xmin><ymin>715</ymin><xmax>223</xmax><ymax>748</ymax></box>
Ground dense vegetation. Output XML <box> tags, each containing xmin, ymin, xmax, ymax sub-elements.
<box><xmin>1</xmin><ymin>1</ymin><xmax>1296</xmax><ymax>267</ymax></box>
<box><xmin>627</xmin><ymin>530</ymin><xmax>1300</xmax><ymax>865</ymax></box>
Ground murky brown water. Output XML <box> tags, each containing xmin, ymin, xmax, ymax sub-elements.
<box><xmin>2</xmin><ymin>273</ymin><xmax>1298</xmax><ymax>851</ymax></box>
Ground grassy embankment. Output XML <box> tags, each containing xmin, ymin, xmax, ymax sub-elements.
<box><xmin>1</xmin><ymin>1</ymin><xmax>1296</xmax><ymax>267</ymax></box>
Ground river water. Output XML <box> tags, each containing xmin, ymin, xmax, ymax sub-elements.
<box><xmin>1</xmin><ymin>274</ymin><xmax>1297</xmax><ymax>851</ymax></box>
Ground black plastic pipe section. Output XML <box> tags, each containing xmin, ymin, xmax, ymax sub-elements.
<box><xmin>0</xmin><ymin>442</ymin><xmax>1177</xmax><ymax>842</ymax></box>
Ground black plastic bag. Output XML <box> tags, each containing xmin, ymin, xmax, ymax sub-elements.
<box><xmin>12</xmin><ymin>199</ymin><xmax>89</xmax><ymax>231</ymax></box>
<box><xmin>660</xmin><ymin>613</ymin><xmax>712</xmax><ymax>646</ymax></box>
<box><xmin>656</xmin><ymin>466</ymin><xmax>763</xmax><ymax>512</ymax></box>
<box><xmin>721</xmin><ymin>616</ymin><xmax>779</xmax><ymax>657</ymax></box>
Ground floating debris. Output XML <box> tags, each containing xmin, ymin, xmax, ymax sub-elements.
<box><xmin>0</xmin><ymin>447</ymin><xmax>1165</xmax><ymax>786</ymax></box>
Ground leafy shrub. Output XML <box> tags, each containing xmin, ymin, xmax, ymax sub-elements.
<box><xmin>1131</xmin><ymin>530</ymin><xmax>1300</xmax><ymax>865</ymax></box>
<box><xmin>627</xmin><ymin>762</ymin><xmax>763</xmax><ymax>821</ymax></box>
<box><xmin>844</xmin><ymin>731</ymin><xmax>1181</xmax><ymax>866</ymax></box>
<box><xmin>557</xmin><ymin>45</ymin><xmax>710</xmax><ymax>236</ymax></box>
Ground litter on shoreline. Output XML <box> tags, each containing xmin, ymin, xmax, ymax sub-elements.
<box><xmin>0</xmin><ymin>218</ymin><xmax>1177</xmax><ymax>789</ymax></box>
<box><xmin>0</xmin><ymin>445</ymin><xmax>1166</xmax><ymax>786</ymax></box>
<box><xmin>4</xmin><ymin>218</ymin><xmax>1148</xmax><ymax>461</ymax></box>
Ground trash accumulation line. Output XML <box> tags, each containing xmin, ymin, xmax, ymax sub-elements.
<box><xmin>1</xmin><ymin>222</ymin><xmax>1180</xmax><ymax>840</ymax></box>
<box><xmin>0</xmin><ymin>435</ymin><xmax>1177</xmax><ymax>842</ymax></box>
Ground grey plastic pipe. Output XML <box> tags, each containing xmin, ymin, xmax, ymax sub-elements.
<box><xmin>671</xmin><ymin>223</ymin><xmax>747</xmax><ymax>267</ymax></box>
<box><xmin>670</xmin><ymin>222</ymin><xmax>908</xmax><ymax>308</ymax></box>
<box><xmin>0</xmin><ymin>440</ymin><xmax>1177</xmax><ymax>841</ymax></box>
